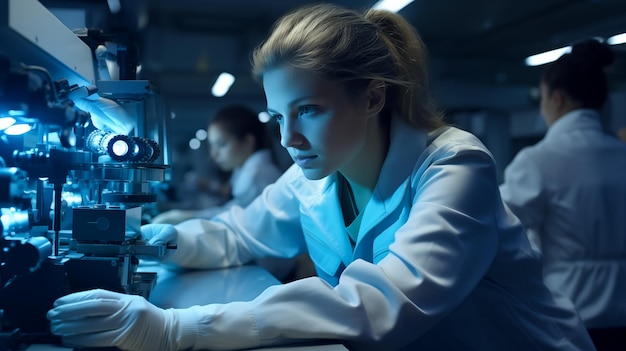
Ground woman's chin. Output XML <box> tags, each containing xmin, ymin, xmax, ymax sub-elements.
<box><xmin>300</xmin><ymin>167</ymin><xmax>331</xmax><ymax>180</ymax></box>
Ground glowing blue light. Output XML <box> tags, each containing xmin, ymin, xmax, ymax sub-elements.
<box><xmin>8</xmin><ymin>110</ymin><xmax>26</xmax><ymax>117</ymax></box>
<box><xmin>111</xmin><ymin>139</ymin><xmax>130</xmax><ymax>156</ymax></box>
<box><xmin>0</xmin><ymin>117</ymin><xmax>16</xmax><ymax>130</ymax></box>
<box><xmin>4</xmin><ymin>124</ymin><xmax>33</xmax><ymax>135</ymax></box>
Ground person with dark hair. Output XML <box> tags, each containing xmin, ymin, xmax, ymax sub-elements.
<box><xmin>151</xmin><ymin>105</ymin><xmax>283</xmax><ymax>224</ymax></box>
<box><xmin>151</xmin><ymin>105</ymin><xmax>300</xmax><ymax>281</ymax></box>
<box><xmin>46</xmin><ymin>4</ymin><xmax>595</xmax><ymax>350</ymax></box>
<box><xmin>500</xmin><ymin>39</ymin><xmax>626</xmax><ymax>350</ymax></box>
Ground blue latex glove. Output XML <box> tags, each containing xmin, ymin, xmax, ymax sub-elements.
<box><xmin>142</xmin><ymin>223</ymin><xmax>178</xmax><ymax>246</ymax></box>
<box><xmin>47</xmin><ymin>289</ymin><xmax>190</xmax><ymax>351</ymax></box>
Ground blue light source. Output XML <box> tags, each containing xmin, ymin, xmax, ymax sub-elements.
<box><xmin>3</xmin><ymin>123</ymin><xmax>33</xmax><ymax>136</ymax></box>
<box><xmin>0</xmin><ymin>117</ymin><xmax>16</xmax><ymax>131</ymax></box>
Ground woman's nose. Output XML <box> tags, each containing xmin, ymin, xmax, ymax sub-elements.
<box><xmin>280</xmin><ymin>118</ymin><xmax>304</xmax><ymax>148</ymax></box>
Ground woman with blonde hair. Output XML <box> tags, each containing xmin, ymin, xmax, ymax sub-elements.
<box><xmin>47</xmin><ymin>4</ymin><xmax>594</xmax><ymax>350</ymax></box>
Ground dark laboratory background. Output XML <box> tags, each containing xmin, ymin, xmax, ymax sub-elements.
<box><xmin>35</xmin><ymin>0</ymin><xmax>626</xmax><ymax>185</ymax></box>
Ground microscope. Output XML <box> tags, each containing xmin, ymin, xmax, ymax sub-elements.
<box><xmin>0</xmin><ymin>0</ymin><xmax>172</xmax><ymax>348</ymax></box>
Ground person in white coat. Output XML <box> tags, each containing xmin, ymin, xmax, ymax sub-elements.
<box><xmin>151</xmin><ymin>105</ymin><xmax>283</xmax><ymax>225</ymax></box>
<box><xmin>151</xmin><ymin>105</ymin><xmax>297</xmax><ymax>281</ymax></box>
<box><xmin>499</xmin><ymin>39</ymin><xmax>626</xmax><ymax>350</ymax></box>
<box><xmin>46</xmin><ymin>4</ymin><xmax>596</xmax><ymax>351</ymax></box>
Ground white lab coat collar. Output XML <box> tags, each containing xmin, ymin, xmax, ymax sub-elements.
<box><xmin>377</xmin><ymin>117</ymin><xmax>429</xmax><ymax>199</ymax></box>
<box><xmin>545</xmin><ymin>109</ymin><xmax>602</xmax><ymax>140</ymax></box>
<box><xmin>314</xmin><ymin>116</ymin><xmax>428</xmax><ymax>195</ymax></box>
<box><xmin>294</xmin><ymin>117</ymin><xmax>428</xmax><ymax>265</ymax></box>
<box><xmin>358</xmin><ymin>117</ymin><xmax>428</xmax><ymax>233</ymax></box>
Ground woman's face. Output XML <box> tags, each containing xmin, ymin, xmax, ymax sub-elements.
<box><xmin>263</xmin><ymin>65</ymin><xmax>371</xmax><ymax>180</ymax></box>
<box><xmin>207</xmin><ymin>123</ymin><xmax>253</xmax><ymax>171</ymax></box>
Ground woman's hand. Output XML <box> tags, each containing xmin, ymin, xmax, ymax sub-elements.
<box><xmin>47</xmin><ymin>289</ymin><xmax>180</xmax><ymax>351</ymax></box>
<box><xmin>141</xmin><ymin>223</ymin><xmax>178</xmax><ymax>246</ymax></box>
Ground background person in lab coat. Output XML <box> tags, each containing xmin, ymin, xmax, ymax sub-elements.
<box><xmin>151</xmin><ymin>104</ymin><xmax>283</xmax><ymax>225</ymax></box>
<box><xmin>47</xmin><ymin>4</ymin><xmax>596</xmax><ymax>351</ymax></box>
<box><xmin>151</xmin><ymin>104</ymin><xmax>298</xmax><ymax>281</ymax></box>
<box><xmin>499</xmin><ymin>39</ymin><xmax>626</xmax><ymax>350</ymax></box>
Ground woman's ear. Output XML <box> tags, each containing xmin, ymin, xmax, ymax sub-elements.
<box><xmin>365</xmin><ymin>79</ymin><xmax>386</xmax><ymax>118</ymax></box>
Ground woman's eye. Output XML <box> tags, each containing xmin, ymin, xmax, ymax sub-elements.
<box><xmin>298</xmin><ymin>105</ymin><xmax>318</xmax><ymax>117</ymax></box>
<box><xmin>271</xmin><ymin>113</ymin><xmax>283</xmax><ymax>122</ymax></box>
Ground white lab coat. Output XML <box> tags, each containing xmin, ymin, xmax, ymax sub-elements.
<box><xmin>167</xmin><ymin>118</ymin><xmax>595</xmax><ymax>350</ymax></box>
<box><xmin>195</xmin><ymin>148</ymin><xmax>282</xmax><ymax>219</ymax></box>
<box><xmin>500</xmin><ymin>109</ymin><xmax>626</xmax><ymax>329</ymax></box>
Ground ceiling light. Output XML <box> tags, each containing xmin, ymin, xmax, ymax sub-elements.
<box><xmin>188</xmin><ymin>138</ymin><xmax>201</xmax><ymax>150</ymax></box>
<box><xmin>211</xmin><ymin>72</ymin><xmax>235</xmax><ymax>97</ymax></box>
<box><xmin>607</xmin><ymin>33</ymin><xmax>626</xmax><ymax>45</ymax></box>
<box><xmin>525</xmin><ymin>46</ymin><xmax>571</xmax><ymax>66</ymax></box>
<box><xmin>258</xmin><ymin>111</ymin><xmax>271</xmax><ymax>123</ymax></box>
<box><xmin>195</xmin><ymin>129</ymin><xmax>207</xmax><ymax>141</ymax></box>
<box><xmin>371</xmin><ymin>0</ymin><xmax>414</xmax><ymax>12</ymax></box>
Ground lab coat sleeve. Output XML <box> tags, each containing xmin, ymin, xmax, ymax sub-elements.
<box><xmin>232</xmin><ymin>163</ymin><xmax>282</xmax><ymax>207</ymax></box>
<box><xmin>166</xmin><ymin>167</ymin><xmax>306</xmax><ymax>269</ymax></box>
<box><xmin>499</xmin><ymin>147</ymin><xmax>546</xmax><ymax>230</ymax></box>
<box><xmin>172</xmin><ymin>144</ymin><xmax>505</xmax><ymax>350</ymax></box>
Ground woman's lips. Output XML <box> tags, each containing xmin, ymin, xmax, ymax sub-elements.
<box><xmin>294</xmin><ymin>155</ymin><xmax>317</xmax><ymax>167</ymax></box>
